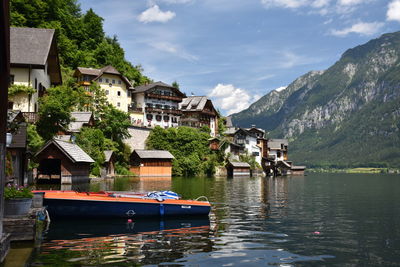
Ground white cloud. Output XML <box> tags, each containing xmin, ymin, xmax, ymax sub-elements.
<box><xmin>275</xmin><ymin>86</ymin><xmax>287</xmax><ymax>92</ymax></box>
<box><xmin>150</xmin><ymin>42</ymin><xmax>199</xmax><ymax>61</ymax></box>
<box><xmin>337</xmin><ymin>0</ymin><xmax>363</xmax><ymax>6</ymax></box>
<box><xmin>387</xmin><ymin>0</ymin><xmax>400</xmax><ymax>22</ymax></box>
<box><xmin>312</xmin><ymin>0</ymin><xmax>330</xmax><ymax>8</ymax></box>
<box><xmin>209</xmin><ymin>84</ymin><xmax>258</xmax><ymax>115</ymax></box>
<box><xmin>261</xmin><ymin>0</ymin><xmax>308</xmax><ymax>9</ymax></box>
<box><xmin>137</xmin><ymin>5</ymin><xmax>176</xmax><ymax>23</ymax></box>
<box><xmin>159</xmin><ymin>0</ymin><xmax>193</xmax><ymax>3</ymax></box>
<box><xmin>330</xmin><ymin>21</ymin><xmax>384</xmax><ymax>37</ymax></box>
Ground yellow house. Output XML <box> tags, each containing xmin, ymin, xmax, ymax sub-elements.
<box><xmin>9</xmin><ymin>27</ymin><xmax>62</xmax><ymax>113</ymax></box>
<box><xmin>73</xmin><ymin>66</ymin><xmax>133</xmax><ymax>113</ymax></box>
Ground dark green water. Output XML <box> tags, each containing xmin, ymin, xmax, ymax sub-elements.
<box><xmin>27</xmin><ymin>173</ymin><xmax>400</xmax><ymax>266</ymax></box>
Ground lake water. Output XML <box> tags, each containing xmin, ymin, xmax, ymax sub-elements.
<box><xmin>21</xmin><ymin>173</ymin><xmax>400</xmax><ymax>266</ymax></box>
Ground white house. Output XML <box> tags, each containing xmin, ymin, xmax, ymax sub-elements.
<box><xmin>233</xmin><ymin>128</ymin><xmax>262</xmax><ymax>165</ymax></box>
<box><xmin>130</xmin><ymin>82</ymin><xmax>185</xmax><ymax>128</ymax></box>
<box><xmin>73</xmin><ymin>65</ymin><xmax>133</xmax><ymax>113</ymax></box>
<box><xmin>9</xmin><ymin>27</ymin><xmax>62</xmax><ymax>113</ymax></box>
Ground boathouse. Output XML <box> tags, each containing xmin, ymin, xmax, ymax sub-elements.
<box><xmin>102</xmin><ymin>150</ymin><xmax>115</xmax><ymax>177</ymax></box>
<box><xmin>35</xmin><ymin>138</ymin><xmax>94</xmax><ymax>184</ymax></box>
<box><xmin>226</xmin><ymin>161</ymin><xmax>251</xmax><ymax>177</ymax></box>
<box><xmin>130</xmin><ymin>150</ymin><xmax>174</xmax><ymax>177</ymax></box>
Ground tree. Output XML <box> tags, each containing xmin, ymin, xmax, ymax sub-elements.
<box><xmin>97</xmin><ymin>105</ymin><xmax>131</xmax><ymax>141</ymax></box>
<box><xmin>172</xmin><ymin>81</ymin><xmax>180</xmax><ymax>89</ymax></box>
<box><xmin>36</xmin><ymin>85</ymin><xmax>78</xmax><ymax>140</ymax></box>
<box><xmin>147</xmin><ymin>126</ymin><xmax>215</xmax><ymax>176</ymax></box>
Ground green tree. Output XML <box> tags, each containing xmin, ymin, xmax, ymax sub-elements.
<box><xmin>98</xmin><ymin>105</ymin><xmax>131</xmax><ymax>141</ymax></box>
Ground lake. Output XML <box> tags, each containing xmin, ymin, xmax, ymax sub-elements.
<box><xmin>13</xmin><ymin>173</ymin><xmax>400</xmax><ymax>266</ymax></box>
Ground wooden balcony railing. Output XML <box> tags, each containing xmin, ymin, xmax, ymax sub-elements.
<box><xmin>146</xmin><ymin>93</ymin><xmax>183</xmax><ymax>102</ymax></box>
<box><xmin>145</xmin><ymin>107</ymin><xmax>182</xmax><ymax>115</ymax></box>
<box><xmin>22</xmin><ymin>112</ymin><xmax>39</xmax><ymax>123</ymax></box>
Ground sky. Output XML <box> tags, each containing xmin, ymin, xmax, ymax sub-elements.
<box><xmin>79</xmin><ymin>0</ymin><xmax>400</xmax><ymax>115</ymax></box>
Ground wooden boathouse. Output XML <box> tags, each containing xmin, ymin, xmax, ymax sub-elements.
<box><xmin>226</xmin><ymin>161</ymin><xmax>251</xmax><ymax>177</ymax></box>
<box><xmin>35</xmin><ymin>138</ymin><xmax>94</xmax><ymax>184</ymax></box>
<box><xmin>130</xmin><ymin>150</ymin><xmax>174</xmax><ymax>177</ymax></box>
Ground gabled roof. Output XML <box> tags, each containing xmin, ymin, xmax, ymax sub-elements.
<box><xmin>104</xmin><ymin>150</ymin><xmax>114</xmax><ymax>163</ymax></box>
<box><xmin>10</xmin><ymin>27</ymin><xmax>62</xmax><ymax>85</ymax></box>
<box><xmin>10</xmin><ymin>27</ymin><xmax>54</xmax><ymax>66</ymax></box>
<box><xmin>228</xmin><ymin>161</ymin><xmax>250</xmax><ymax>168</ymax></box>
<box><xmin>68</xmin><ymin>112</ymin><xmax>94</xmax><ymax>133</ymax></box>
<box><xmin>180</xmin><ymin>96</ymin><xmax>218</xmax><ymax>116</ymax></box>
<box><xmin>133</xmin><ymin>149</ymin><xmax>174</xmax><ymax>159</ymax></box>
<box><xmin>36</xmin><ymin>139</ymin><xmax>94</xmax><ymax>163</ymax></box>
<box><xmin>74</xmin><ymin>65</ymin><xmax>132</xmax><ymax>88</ymax></box>
<box><xmin>234</xmin><ymin>128</ymin><xmax>257</xmax><ymax>138</ymax></box>
<box><xmin>268</xmin><ymin>139</ymin><xmax>289</xmax><ymax>150</ymax></box>
<box><xmin>7</xmin><ymin>110</ymin><xmax>24</xmax><ymax>123</ymax></box>
<box><xmin>132</xmin><ymin>81</ymin><xmax>185</xmax><ymax>97</ymax></box>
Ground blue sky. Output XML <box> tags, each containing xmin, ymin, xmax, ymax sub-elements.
<box><xmin>79</xmin><ymin>0</ymin><xmax>400</xmax><ymax>115</ymax></box>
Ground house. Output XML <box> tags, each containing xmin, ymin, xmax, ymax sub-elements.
<box><xmin>130</xmin><ymin>82</ymin><xmax>185</xmax><ymax>128</ymax></box>
<box><xmin>67</xmin><ymin>112</ymin><xmax>95</xmax><ymax>134</ymax></box>
<box><xmin>180</xmin><ymin>96</ymin><xmax>219</xmax><ymax>137</ymax></box>
<box><xmin>6</xmin><ymin>110</ymin><xmax>27</xmax><ymax>185</ymax></box>
<box><xmin>226</xmin><ymin>161</ymin><xmax>251</xmax><ymax>177</ymax></box>
<box><xmin>73</xmin><ymin>65</ymin><xmax>133</xmax><ymax>112</ymax></box>
<box><xmin>9</xmin><ymin>27</ymin><xmax>62</xmax><ymax>117</ymax></box>
<box><xmin>232</xmin><ymin>128</ymin><xmax>262</xmax><ymax>165</ymax></box>
<box><xmin>246</xmin><ymin>126</ymin><xmax>265</xmax><ymax>139</ymax></box>
<box><xmin>35</xmin><ymin>138</ymin><xmax>94</xmax><ymax>184</ymax></box>
<box><xmin>209</xmin><ymin>137</ymin><xmax>220</xmax><ymax>151</ymax></box>
<box><xmin>102</xmin><ymin>150</ymin><xmax>115</xmax><ymax>177</ymax></box>
<box><xmin>130</xmin><ymin>150</ymin><xmax>174</xmax><ymax>177</ymax></box>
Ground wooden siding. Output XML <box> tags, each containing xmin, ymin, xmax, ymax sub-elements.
<box><xmin>130</xmin><ymin>166</ymin><xmax>172</xmax><ymax>177</ymax></box>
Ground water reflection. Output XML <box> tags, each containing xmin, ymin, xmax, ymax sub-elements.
<box><xmin>28</xmin><ymin>174</ymin><xmax>400</xmax><ymax>266</ymax></box>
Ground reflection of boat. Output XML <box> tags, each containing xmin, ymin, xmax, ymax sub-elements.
<box><xmin>46</xmin><ymin>217</ymin><xmax>211</xmax><ymax>240</ymax></box>
<box><xmin>36</xmin><ymin>190</ymin><xmax>211</xmax><ymax>218</ymax></box>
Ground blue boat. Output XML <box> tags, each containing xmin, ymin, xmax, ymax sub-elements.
<box><xmin>37</xmin><ymin>190</ymin><xmax>211</xmax><ymax>218</ymax></box>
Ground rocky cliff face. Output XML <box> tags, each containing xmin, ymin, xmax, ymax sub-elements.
<box><xmin>232</xmin><ymin>31</ymin><xmax>400</xmax><ymax>168</ymax></box>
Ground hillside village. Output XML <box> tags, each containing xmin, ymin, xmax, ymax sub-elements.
<box><xmin>6</xmin><ymin>26</ymin><xmax>304</xmax><ymax>186</ymax></box>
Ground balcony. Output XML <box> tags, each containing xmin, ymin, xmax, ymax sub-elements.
<box><xmin>22</xmin><ymin>112</ymin><xmax>39</xmax><ymax>123</ymax></box>
<box><xmin>128</xmin><ymin>106</ymin><xmax>143</xmax><ymax>113</ymax></box>
<box><xmin>145</xmin><ymin>107</ymin><xmax>182</xmax><ymax>115</ymax></box>
<box><xmin>146</xmin><ymin>92</ymin><xmax>182</xmax><ymax>102</ymax></box>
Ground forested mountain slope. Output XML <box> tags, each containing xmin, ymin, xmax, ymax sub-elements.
<box><xmin>232</xmin><ymin>31</ymin><xmax>400</xmax><ymax>168</ymax></box>
<box><xmin>10</xmin><ymin>0</ymin><xmax>149</xmax><ymax>85</ymax></box>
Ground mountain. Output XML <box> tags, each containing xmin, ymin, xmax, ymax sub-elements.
<box><xmin>232</xmin><ymin>31</ymin><xmax>400</xmax><ymax>168</ymax></box>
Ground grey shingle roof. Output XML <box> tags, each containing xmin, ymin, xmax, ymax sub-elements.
<box><xmin>76</xmin><ymin>67</ymin><xmax>101</xmax><ymax>76</ymax></box>
<box><xmin>132</xmin><ymin>81</ymin><xmax>185</xmax><ymax>97</ymax></box>
<box><xmin>134</xmin><ymin>150</ymin><xmax>174</xmax><ymax>159</ymax></box>
<box><xmin>10</xmin><ymin>27</ymin><xmax>55</xmax><ymax>66</ymax></box>
<box><xmin>36</xmin><ymin>139</ymin><xmax>94</xmax><ymax>163</ymax></box>
<box><xmin>104</xmin><ymin>150</ymin><xmax>114</xmax><ymax>162</ymax></box>
<box><xmin>71</xmin><ymin>112</ymin><xmax>93</xmax><ymax>123</ymax></box>
<box><xmin>180</xmin><ymin>96</ymin><xmax>208</xmax><ymax>111</ymax></box>
<box><xmin>268</xmin><ymin>139</ymin><xmax>288</xmax><ymax>150</ymax></box>
<box><xmin>229</xmin><ymin>161</ymin><xmax>250</xmax><ymax>168</ymax></box>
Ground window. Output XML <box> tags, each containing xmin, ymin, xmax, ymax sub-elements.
<box><xmin>252</xmin><ymin>152</ymin><xmax>259</xmax><ymax>156</ymax></box>
<box><xmin>99</xmin><ymin>78</ymin><xmax>103</xmax><ymax>82</ymax></box>
<box><xmin>9</xmin><ymin>75</ymin><xmax>14</xmax><ymax>84</ymax></box>
<box><xmin>127</xmin><ymin>91</ymin><xmax>131</xmax><ymax>97</ymax></box>
<box><xmin>117</xmin><ymin>91</ymin><xmax>121</xmax><ymax>96</ymax></box>
<box><xmin>105</xmin><ymin>90</ymin><xmax>109</xmax><ymax>95</ymax></box>
<box><xmin>112</xmin><ymin>79</ymin><xmax>116</xmax><ymax>84</ymax></box>
<box><xmin>146</xmin><ymin>103</ymin><xmax>153</xmax><ymax>108</ymax></box>
<box><xmin>118</xmin><ymin>80</ymin><xmax>122</xmax><ymax>84</ymax></box>
<box><xmin>156</xmin><ymin>115</ymin><xmax>162</xmax><ymax>121</ymax></box>
<box><xmin>172</xmin><ymin>117</ymin><xmax>178</xmax><ymax>123</ymax></box>
<box><xmin>106</xmin><ymin>78</ymin><xmax>109</xmax><ymax>83</ymax></box>
<box><xmin>163</xmin><ymin>115</ymin><xmax>169</xmax><ymax>122</ymax></box>
<box><xmin>117</xmin><ymin>102</ymin><xmax>120</xmax><ymax>107</ymax></box>
<box><xmin>35</xmin><ymin>78</ymin><xmax>37</xmax><ymax>89</ymax></box>
<box><xmin>164</xmin><ymin>105</ymin><xmax>170</xmax><ymax>110</ymax></box>
<box><xmin>155</xmin><ymin>104</ymin><xmax>162</xmax><ymax>109</ymax></box>
<box><xmin>146</xmin><ymin>114</ymin><xmax>153</xmax><ymax>120</ymax></box>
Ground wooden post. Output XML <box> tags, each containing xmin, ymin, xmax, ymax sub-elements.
<box><xmin>0</xmin><ymin>0</ymin><xmax>10</xmax><ymax>237</ymax></box>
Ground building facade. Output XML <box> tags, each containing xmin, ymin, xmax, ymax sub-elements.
<box><xmin>73</xmin><ymin>65</ymin><xmax>133</xmax><ymax>113</ymax></box>
<box><xmin>232</xmin><ymin>128</ymin><xmax>262</xmax><ymax>165</ymax></box>
<box><xmin>130</xmin><ymin>150</ymin><xmax>174</xmax><ymax>177</ymax></box>
<box><xmin>9</xmin><ymin>27</ymin><xmax>62</xmax><ymax>113</ymax></box>
<box><xmin>180</xmin><ymin>96</ymin><xmax>219</xmax><ymax>137</ymax></box>
<box><xmin>130</xmin><ymin>82</ymin><xmax>185</xmax><ymax>128</ymax></box>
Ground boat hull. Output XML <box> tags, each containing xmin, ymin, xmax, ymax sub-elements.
<box><xmin>40</xmin><ymin>191</ymin><xmax>211</xmax><ymax>218</ymax></box>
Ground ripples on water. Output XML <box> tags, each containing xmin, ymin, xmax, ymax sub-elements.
<box><xmin>28</xmin><ymin>174</ymin><xmax>400</xmax><ymax>266</ymax></box>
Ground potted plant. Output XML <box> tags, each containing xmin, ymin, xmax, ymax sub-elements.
<box><xmin>4</xmin><ymin>184</ymin><xmax>34</xmax><ymax>216</ymax></box>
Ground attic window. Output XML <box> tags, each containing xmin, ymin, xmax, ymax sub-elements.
<box><xmin>106</xmin><ymin>78</ymin><xmax>109</xmax><ymax>83</ymax></box>
<box><xmin>99</xmin><ymin>78</ymin><xmax>103</xmax><ymax>82</ymax></box>
<box><xmin>156</xmin><ymin>115</ymin><xmax>162</xmax><ymax>121</ymax></box>
<box><xmin>112</xmin><ymin>79</ymin><xmax>116</xmax><ymax>84</ymax></box>
<box><xmin>118</xmin><ymin>80</ymin><xmax>122</xmax><ymax>85</ymax></box>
